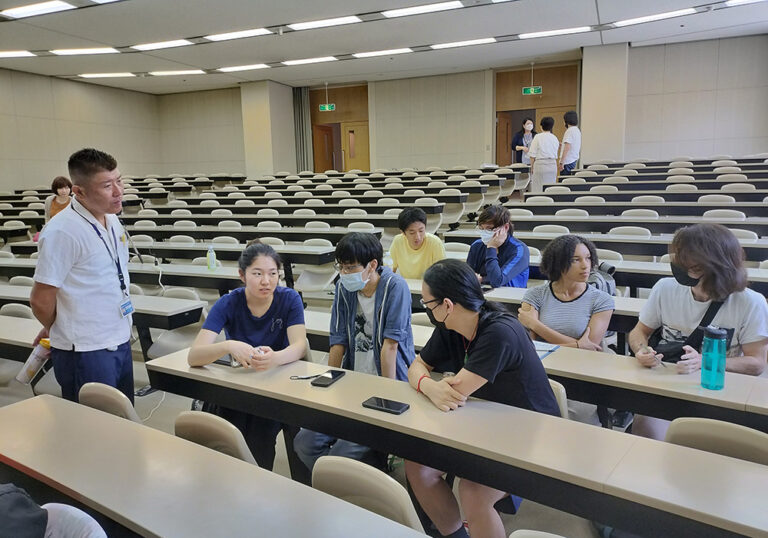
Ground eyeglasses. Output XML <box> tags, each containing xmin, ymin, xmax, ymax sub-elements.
<box><xmin>333</xmin><ymin>263</ymin><xmax>363</xmax><ymax>274</ymax></box>
<box><xmin>419</xmin><ymin>297</ymin><xmax>441</xmax><ymax>308</ymax></box>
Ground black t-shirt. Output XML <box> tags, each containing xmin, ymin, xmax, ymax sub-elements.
<box><xmin>420</xmin><ymin>307</ymin><xmax>560</xmax><ymax>416</ymax></box>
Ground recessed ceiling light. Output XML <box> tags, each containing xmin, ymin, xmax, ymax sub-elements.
<box><xmin>613</xmin><ymin>8</ymin><xmax>696</xmax><ymax>27</ymax></box>
<box><xmin>0</xmin><ymin>50</ymin><xmax>36</xmax><ymax>58</ymax></box>
<box><xmin>430</xmin><ymin>37</ymin><xmax>496</xmax><ymax>49</ymax></box>
<box><xmin>287</xmin><ymin>16</ymin><xmax>361</xmax><ymax>31</ymax></box>
<box><xmin>282</xmin><ymin>56</ymin><xmax>337</xmax><ymax>66</ymax></box>
<box><xmin>131</xmin><ymin>39</ymin><xmax>193</xmax><ymax>51</ymax></box>
<box><xmin>381</xmin><ymin>1</ymin><xmax>463</xmax><ymax>18</ymax></box>
<box><xmin>51</xmin><ymin>47</ymin><xmax>119</xmax><ymax>55</ymax></box>
<box><xmin>724</xmin><ymin>0</ymin><xmax>765</xmax><ymax>6</ymax></box>
<box><xmin>80</xmin><ymin>72</ymin><xmax>135</xmax><ymax>78</ymax></box>
<box><xmin>204</xmin><ymin>28</ymin><xmax>272</xmax><ymax>41</ymax></box>
<box><xmin>149</xmin><ymin>69</ymin><xmax>205</xmax><ymax>76</ymax></box>
<box><xmin>518</xmin><ymin>26</ymin><xmax>591</xmax><ymax>39</ymax></box>
<box><xmin>217</xmin><ymin>63</ymin><xmax>270</xmax><ymax>72</ymax></box>
<box><xmin>352</xmin><ymin>48</ymin><xmax>413</xmax><ymax>58</ymax></box>
<box><xmin>1</xmin><ymin>0</ymin><xmax>75</xmax><ymax>18</ymax></box>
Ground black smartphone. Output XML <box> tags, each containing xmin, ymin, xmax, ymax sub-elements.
<box><xmin>310</xmin><ymin>370</ymin><xmax>346</xmax><ymax>387</ymax></box>
<box><xmin>362</xmin><ymin>397</ymin><xmax>410</xmax><ymax>415</ymax></box>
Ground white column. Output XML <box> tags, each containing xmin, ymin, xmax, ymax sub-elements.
<box><xmin>581</xmin><ymin>43</ymin><xmax>628</xmax><ymax>164</ymax></box>
<box><xmin>240</xmin><ymin>81</ymin><xmax>296</xmax><ymax>177</ymax></box>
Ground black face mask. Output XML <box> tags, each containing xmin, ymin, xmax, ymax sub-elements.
<box><xmin>671</xmin><ymin>262</ymin><xmax>700</xmax><ymax>287</ymax></box>
<box><xmin>425</xmin><ymin>303</ymin><xmax>449</xmax><ymax>330</ymax></box>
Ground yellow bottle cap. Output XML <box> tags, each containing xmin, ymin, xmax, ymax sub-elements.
<box><xmin>39</xmin><ymin>338</ymin><xmax>51</xmax><ymax>350</ymax></box>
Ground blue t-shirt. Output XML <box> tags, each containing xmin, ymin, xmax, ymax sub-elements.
<box><xmin>202</xmin><ymin>287</ymin><xmax>305</xmax><ymax>351</ymax></box>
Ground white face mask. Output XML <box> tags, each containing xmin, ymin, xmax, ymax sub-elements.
<box><xmin>479</xmin><ymin>229</ymin><xmax>495</xmax><ymax>245</ymax></box>
<box><xmin>524</xmin><ymin>123</ymin><xmax>533</xmax><ymax>131</ymax></box>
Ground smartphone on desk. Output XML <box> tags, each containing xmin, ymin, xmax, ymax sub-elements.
<box><xmin>311</xmin><ymin>370</ymin><xmax>346</xmax><ymax>387</ymax></box>
<box><xmin>213</xmin><ymin>354</ymin><xmax>242</xmax><ymax>368</ymax></box>
<box><xmin>362</xmin><ymin>397</ymin><xmax>410</xmax><ymax>415</ymax></box>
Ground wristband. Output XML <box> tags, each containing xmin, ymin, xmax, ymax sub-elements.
<box><xmin>417</xmin><ymin>374</ymin><xmax>429</xmax><ymax>393</ymax></box>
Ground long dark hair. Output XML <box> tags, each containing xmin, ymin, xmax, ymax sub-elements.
<box><xmin>423</xmin><ymin>259</ymin><xmax>506</xmax><ymax>314</ymax></box>
<box><xmin>517</xmin><ymin>117</ymin><xmax>537</xmax><ymax>137</ymax></box>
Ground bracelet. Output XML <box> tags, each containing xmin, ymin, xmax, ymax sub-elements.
<box><xmin>576</xmin><ymin>340</ymin><xmax>580</xmax><ymax>349</ymax></box>
<box><xmin>417</xmin><ymin>374</ymin><xmax>429</xmax><ymax>393</ymax></box>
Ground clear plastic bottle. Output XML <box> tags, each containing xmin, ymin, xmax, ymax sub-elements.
<box><xmin>206</xmin><ymin>245</ymin><xmax>217</xmax><ymax>271</ymax></box>
<box><xmin>16</xmin><ymin>338</ymin><xmax>51</xmax><ymax>384</ymax></box>
<box><xmin>701</xmin><ymin>326</ymin><xmax>727</xmax><ymax>390</ymax></box>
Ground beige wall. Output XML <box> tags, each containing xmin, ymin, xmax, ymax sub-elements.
<box><xmin>0</xmin><ymin>68</ymin><xmax>161</xmax><ymax>191</ymax></box>
<box><xmin>158</xmin><ymin>88</ymin><xmax>244</xmax><ymax>175</ymax></box>
<box><xmin>268</xmin><ymin>81</ymin><xmax>297</xmax><ymax>174</ymax></box>
<box><xmin>369</xmin><ymin>70</ymin><xmax>494</xmax><ymax>170</ymax></box>
<box><xmin>581</xmin><ymin>43</ymin><xmax>628</xmax><ymax>164</ymax></box>
<box><xmin>625</xmin><ymin>35</ymin><xmax>768</xmax><ymax>160</ymax></box>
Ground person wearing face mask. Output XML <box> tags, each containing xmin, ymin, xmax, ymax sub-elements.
<box><xmin>511</xmin><ymin>117</ymin><xmax>536</xmax><ymax>165</ymax></box>
<box><xmin>466</xmin><ymin>205</ymin><xmax>530</xmax><ymax>288</ymax></box>
<box><xmin>406</xmin><ymin>259</ymin><xmax>560</xmax><ymax>538</ymax></box>
<box><xmin>628</xmin><ymin>224</ymin><xmax>768</xmax><ymax>440</ymax></box>
<box><xmin>293</xmin><ymin>232</ymin><xmax>414</xmax><ymax>472</ymax></box>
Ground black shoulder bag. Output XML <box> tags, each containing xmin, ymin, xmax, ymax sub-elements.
<box><xmin>648</xmin><ymin>300</ymin><xmax>732</xmax><ymax>363</ymax></box>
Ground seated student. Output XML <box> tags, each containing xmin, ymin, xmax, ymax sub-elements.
<box><xmin>187</xmin><ymin>240</ymin><xmax>307</xmax><ymax>470</ymax></box>
<box><xmin>294</xmin><ymin>232</ymin><xmax>414</xmax><ymax>471</ymax></box>
<box><xmin>406</xmin><ymin>259</ymin><xmax>560</xmax><ymax>538</ymax></box>
<box><xmin>628</xmin><ymin>224</ymin><xmax>768</xmax><ymax>439</ymax></box>
<box><xmin>466</xmin><ymin>205</ymin><xmax>529</xmax><ymax>288</ymax></box>
<box><xmin>518</xmin><ymin>234</ymin><xmax>614</xmax><ymax>351</ymax></box>
<box><xmin>389</xmin><ymin>207</ymin><xmax>446</xmax><ymax>279</ymax></box>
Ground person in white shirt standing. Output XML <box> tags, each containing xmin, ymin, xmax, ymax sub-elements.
<box><xmin>30</xmin><ymin>148</ymin><xmax>134</xmax><ymax>403</ymax></box>
<box><xmin>527</xmin><ymin>116</ymin><xmax>559</xmax><ymax>193</ymax></box>
<box><xmin>559</xmin><ymin>110</ymin><xmax>581</xmax><ymax>175</ymax></box>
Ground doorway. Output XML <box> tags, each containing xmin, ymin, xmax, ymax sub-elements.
<box><xmin>496</xmin><ymin>109</ymin><xmax>536</xmax><ymax>166</ymax></box>
<box><xmin>312</xmin><ymin>123</ymin><xmax>341</xmax><ymax>173</ymax></box>
<box><xmin>341</xmin><ymin>121</ymin><xmax>370</xmax><ymax>172</ymax></box>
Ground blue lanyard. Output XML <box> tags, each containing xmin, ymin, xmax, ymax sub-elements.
<box><xmin>71</xmin><ymin>205</ymin><xmax>127</xmax><ymax>296</ymax></box>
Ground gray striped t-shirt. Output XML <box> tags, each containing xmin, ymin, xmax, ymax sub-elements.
<box><xmin>522</xmin><ymin>283</ymin><xmax>615</xmax><ymax>339</ymax></box>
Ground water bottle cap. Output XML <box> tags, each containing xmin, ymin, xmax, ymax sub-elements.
<box><xmin>703</xmin><ymin>325</ymin><xmax>727</xmax><ymax>339</ymax></box>
<box><xmin>39</xmin><ymin>338</ymin><xmax>51</xmax><ymax>350</ymax></box>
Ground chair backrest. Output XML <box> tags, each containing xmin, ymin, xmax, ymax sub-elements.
<box><xmin>702</xmin><ymin>209</ymin><xmax>745</xmax><ymax>220</ymax></box>
<box><xmin>167</xmin><ymin>200</ymin><xmax>188</xmax><ymax>207</ymax></box>
<box><xmin>303</xmin><ymin>238</ymin><xmax>333</xmax><ymax>247</ymax></box>
<box><xmin>729</xmin><ymin>228</ymin><xmax>759</xmax><ymax>241</ymax></box>
<box><xmin>293</xmin><ymin>208</ymin><xmax>316</xmax><ymax>216</ymax></box>
<box><xmin>338</xmin><ymin>198</ymin><xmax>360</xmax><ymax>206</ymax></box>
<box><xmin>79</xmin><ymin>382</ymin><xmax>141</xmax><ymax>422</ymax></box>
<box><xmin>218</xmin><ymin>220</ymin><xmax>242</xmax><ymax>230</ymax></box>
<box><xmin>304</xmin><ymin>198</ymin><xmax>325</xmax><ymax>206</ymax></box>
<box><xmin>211</xmin><ymin>208</ymin><xmax>233</xmax><ymax>217</ymax></box>
<box><xmin>574</xmin><ymin>195</ymin><xmax>605</xmax><ymax>204</ymax></box>
<box><xmin>199</xmin><ymin>192</ymin><xmax>217</xmax><ymax>199</ymax></box>
<box><xmin>548</xmin><ymin>379</ymin><xmax>568</xmax><ymax>419</ymax></box>
<box><xmin>555</xmin><ymin>208</ymin><xmax>589</xmax><ymax>217</ymax></box>
<box><xmin>508</xmin><ymin>208</ymin><xmax>534</xmax><ymax>217</ymax></box>
<box><xmin>698</xmin><ymin>194</ymin><xmax>735</xmax><ymax>203</ymax></box>
<box><xmin>199</xmin><ymin>199</ymin><xmax>221</xmax><ymax>207</ymax></box>
<box><xmin>174</xmin><ymin>411</ymin><xmax>258</xmax><ymax>465</ymax></box>
<box><xmin>174</xmin><ymin>220</ymin><xmax>197</xmax><ymax>229</ymax></box>
<box><xmin>713</xmin><ymin>166</ymin><xmax>742</xmax><ymax>174</ymax></box>
<box><xmin>665</xmin><ymin>183</ymin><xmax>698</xmax><ymax>192</ymax></box>
<box><xmin>168</xmin><ymin>235</ymin><xmax>195</xmax><ymax>244</ymax></box>
<box><xmin>624</xmin><ymin>162</ymin><xmax>646</xmax><ymax>169</ymax></box>
<box><xmin>669</xmin><ymin>161</ymin><xmax>694</xmax><ymax>168</ymax></box>
<box><xmin>9</xmin><ymin>275</ymin><xmax>34</xmax><ymax>286</ymax></box>
<box><xmin>720</xmin><ymin>182</ymin><xmax>755</xmax><ymax>192</ymax></box>
<box><xmin>343</xmin><ymin>208</ymin><xmax>367</xmax><ymax>216</ymax></box>
<box><xmin>268</xmin><ymin>199</ymin><xmax>288</xmax><ymax>206</ymax></box>
<box><xmin>305</xmin><ymin>221</ymin><xmax>331</xmax><ymax>230</ymax></box>
<box><xmin>716</xmin><ymin>173</ymin><xmax>748</xmax><ymax>182</ymax></box>
<box><xmin>171</xmin><ymin>209</ymin><xmax>192</xmax><ymax>217</ymax></box>
<box><xmin>595</xmin><ymin>248</ymin><xmax>623</xmax><ymax>262</ymax></box>
<box><xmin>586</xmin><ymin>164</ymin><xmax>609</xmax><ymax>170</ymax></box>
<box><xmin>574</xmin><ymin>170</ymin><xmax>597</xmax><ymax>177</ymax></box>
<box><xmin>614</xmin><ymin>169</ymin><xmax>638</xmax><ymax>176</ymax></box>
<box><xmin>759</xmin><ymin>259</ymin><xmax>768</xmax><ymax>270</ymax></box>
<box><xmin>631</xmin><ymin>195</ymin><xmax>665</xmax><ymax>204</ymax></box>
<box><xmin>544</xmin><ymin>186</ymin><xmax>570</xmax><ymax>194</ymax></box>
<box><xmin>312</xmin><ymin>456</ymin><xmax>423</xmax><ymax>532</ymax></box>
<box><xmin>711</xmin><ymin>159</ymin><xmax>737</xmax><ymax>167</ymax></box>
<box><xmin>561</xmin><ymin>177</ymin><xmax>586</xmax><ymax>185</ymax></box>
<box><xmin>0</xmin><ymin>303</ymin><xmax>34</xmax><ymax>319</ymax></box>
<box><xmin>212</xmin><ymin>236</ymin><xmax>239</xmax><ymax>245</ymax></box>
<box><xmin>0</xmin><ymin>250</ymin><xmax>14</xmax><ymax>259</ymax></box>
<box><xmin>259</xmin><ymin>236</ymin><xmax>285</xmax><ymax>246</ymax></box>
<box><xmin>131</xmin><ymin>254</ymin><xmax>157</xmax><ymax>264</ymax></box>
<box><xmin>608</xmin><ymin>225</ymin><xmax>651</xmax><ymax>238</ymax></box>
<box><xmin>235</xmin><ymin>199</ymin><xmax>256</xmax><ymax>207</ymax></box>
<box><xmin>603</xmin><ymin>176</ymin><xmax>629</xmax><ymax>184</ymax></box>
<box><xmin>137</xmin><ymin>209</ymin><xmax>158</xmax><ymax>217</ymax></box>
<box><xmin>621</xmin><ymin>208</ymin><xmax>659</xmax><ymax>219</ymax></box>
<box><xmin>444</xmin><ymin>242</ymin><xmax>471</xmax><ymax>253</ymax></box>
<box><xmin>668</xmin><ymin>167</ymin><xmax>694</xmax><ymax>175</ymax></box>
<box><xmin>377</xmin><ymin>197</ymin><xmax>400</xmax><ymax>205</ymax></box>
<box><xmin>256</xmin><ymin>221</ymin><xmax>281</xmax><ymax>230</ymax></box>
<box><xmin>664</xmin><ymin>417</ymin><xmax>768</xmax><ymax>466</ymax></box>
<box><xmin>383</xmin><ymin>208</ymin><xmax>402</xmax><ymax>216</ymax></box>
<box><xmin>665</xmin><ymin>175</ymin><xmax>695</xmax><ymax>183</ymax></box>
<box><xmin>533</xmin><ymin>224</ymin><xmax>569</xmax><ymax>234</ymax></box>
<box><xmin>348</xmin><ymin>222</ymin><xmax>375</xmax><ymax>231</ymax></box>
<box><xmin>590</xmin><ymin>185</ymin><xmax>618</xmax><ymax>193</ymax></box>
<box><xmin>526</xmin><ymin>196</ymin><xmax>554</xmax><ymax>204</ymax></box>
<box><xmin>257</xmin><ymin>208</ymin><xmax>280</xmax><ymax>216</ymax></box>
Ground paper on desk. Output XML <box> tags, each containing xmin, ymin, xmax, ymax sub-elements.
<box><xmin>533</xmin><ymin>340</ymin><xmax>559</xmax><ymax>359</ymax></box>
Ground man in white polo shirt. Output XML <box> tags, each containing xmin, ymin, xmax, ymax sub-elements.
<box><xmin>30</xmin><ymin>148</ymin><xmax>133</xmax><ymax>403</ymax></box>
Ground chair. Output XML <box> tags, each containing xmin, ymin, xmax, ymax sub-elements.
<box><xmin>305</xmin><ymin>221</ymin><xmax>331</xmax><ymax>230</ymax></box>
<box><xmin>293</xmin><ymin>208</ymin><xmax>316</xmax><ymax>216</ymax></box>
<box><xmin>665</xmin><ymin>175</ymin><xmax>695</xmax><ymax>183</ymax></box>
<box><xmin>508</xmin><ymin>208</ymin><xmax>534</xmax><ymax>217</ymax></box>
<box><xmin>629</xmin><ymin>195</ymin><xmax>664</xmax><ymax>204</ymax></box>
<box><xmin>555</xmin><ymin>208</ymin><xmax>589</xmax><ymax>217</ymax></box>
<box><xmin>548</xmin><ymin>379</ymin><xmax>568</xmax><ymax>419</ymax></box>
<box><xmin>130</xmin><ymin>234</ymin><xmax>154</xmax><ymax>245</ymax></box>
<box><xmin>533</xmin><ymin>225</ymin><xmax>569</xmax><ymax>234</ymax></box>
<box><xmin>0</xmin><ymin>303</ymin><xmax>34</xmax><ymax>319</ymax></box>
<box><xmin>544</xmin><ymin>186</ymin><xmax>570</xmax><ymax>194</ymax></box>
<box><xmin>174</xmin><ymin>220</ymin><xmax>197</xmax><ymax>230</ymax></box>
<box><xmin>0</xmin><ymin>251</ymin><xmax>14</xmax><ymax>259</ymax></box>
<box><xmin>175</xmin><ymin>411</ymin><xmax>258</xmax><ymax>465</ymax></box>
<box><xmin>137</xmin><ymin>209</ymin><xmax>158</xmax><ymax>217</ymax></box>
<box><xmin>608</xmin><ymin>226</ymin><xmax>651</xmax><ymax>238</ymax></box>
<box><xmin>78</xmin><ymin>382</ymin><xmax>140</xmax><ymax>422</ymax></box>
<box><xmin>171</xmin><ymin>209</ymin><xmax>192</xmax><ymax>217</ymax></box>
<box><xmin>614</xmin><ymin>169</ymin><xmax>638</xmax><ymax>176</ymax></box>
<box><xmin>460</xmin><ymin>180</ymin><xmax>485</xmax><ymax>214</ymax></box>
<box><xmin>668</xmin><ymin>167</ymin><xmax>694</xmax><ymax>175</ymax></box>
<box><xmin>574</xmin><ymin>196</ymin><xmax>605</xmax><ymax>204</ymax></box>
<box><xmin>344</xmin><ymin>208</ymin><xmax>367</xmax><ymax>216</ymax></box>
<box><xmin>528</xmin><ymin>246</ymin><xmax>541</xmax><ymax>257</ymax></box>
<box><xmin>596</xmin><ymin>248</ymin><xmax>623</xmax><ymax>262</ymax></box>
<box><xmin>199</xmin><ymin>192</ymin><xmax>217</xmax><ymax>199</ymax></box>
<box><xmin>730</xmin><ymin>229</ymin><xmax>759</xmax><ymax>241</ymax></box>
<box><xmin>660</xmin><ymin>253</ymin><xmax>671</xmax><ymax>263</ymax></box>
<box><xmin>339</xmin><ymin>198</ymin><xmax>360</xmax><ymax>206</ymax></box>
<box><xmin>218</xmin><ymin>220</ymin><xmax>242</xmax><ymax>230</ymax></box>
<box><xmin>227</xmin><ymin>192</ymin><xmax>246</xmax><ymax>199</ymax></box>
<box><xmin>211</xmin><ymin>208</ymin><xmax>233</xmax><ymax>217</ymax></box>
<box><xmin>698</xmin><ymin>194</ymin><xmax>735</xmax><ymax>203</ymax></box>
<box><xmin>624</xmin><ymin>162</ymin><xmax>647</xmax><ymax>169</ymax></box>
<box><xmin>312</xmin><ymin>456</ymin><xmax>423</xmax><ymax>532</ymax></box>
<box><xmin>9</xmin><ymin>275</ymin><xmax>34</xmax><ymax>286</ymax></box>
<box><xmin>664</xmin><ymin>417</ymin><xmax>768</xmax><ymax>466</ymax></box>
<box><xmin>711</xmin><ymin>159</ymin><xmax>737</xmax><ymax>167</ymax></box>
<box><xmin>168</xmin><ymin>235</ymin><xmax>195</xmax><ymax>244</ymax></box>
<box><xmin>603</xmin><ymin>176</ymin><xmax>629</xmax><ymax>184</ymax></box>
<box><xmin>268</xmin><ymin>199</ymin><xmax>288</xmax><ymax>207</ymax></box>
<box><xmin>702</xmin><ymin>209</ymin><xmax>745</xmax><ymax>220</ymax></box>
<box><xmin>716</xmin><ymin>173</ymin><xmax>748</xmax><ymax>182</ymax></box>
<box><xmin>131</xmin><ymin>254</ymin><xmax>158</xmax><ymax>264</ymax></box>
<box><xmin>590</xmin><ymin>185</ymin><xmax>618</xmax><ymax>193</ymax></box>
<box><xmin>438</xmin><ymin>188</ymin><xmax>465</xmax><ymax>226</ymax></box>
<box><xmin>720</xmin><ymin>183</ymin><xmax>756</xmax><ymax>192</ymax></box>
<box><xmin>377</xmin><ymin>198</ymin><xmax>399</xmax><ymax>205</ymax></box>
<box><xmin>665</xmin><ymin>183</ymin><xmax>698</xmax><ymax>192</ymax></box>
<box><xmin>20</xmin><ymin>210</ymin><xmax>39</xmax><ymax>217</ymax></box>
<box><xmin>526</xmin><ymin>196</ymin><xmax>554</xmax><ymax>204</ymax></box>
<box><xmin>257</xmin><ymin>208</ymin><xmax>279</xmax><ymax>217</ymax></box>
<box><xmin>621</xmin><ymin>208</ymin><xmax>659</xmax><ymax>219</ymax></box>
<box><xmin>669</xmin><ymin>161</ymin><xmax>694</xmax><ymax>168</ymax></box>
<box><xmin>383</xmin><ymin>208</ymin><xmax>402</xmax><ymax>216</ymax></box>
<box><xmin>444</xmin><ymin>242</ymin><xmax>471</xmax><ymax>253</ymax></box>
<box><xmin>509</xmin><ymin>531</ymin><xmax>566</xmax><ymax>538</ymax></box>
<box><xmin>200</xmin><ymin>199</ymin><xmax>220</xmax><ymax>207</ymax></box>
<box><xmin>574</xmin><ymin>171</ymin><xmax>597</xmax><ymax>178</ymax></box>
<box><xmin>403</xmin><ymin>189</ymin><xmax>425</xmax><ymax>196</ymax></box>
<box><xmin>166</xmin><ymin>200</ymin><xmax>188</xmax><ymax>208</ymax></box>
<box><xmin>331</xmin><ymin>190</ymin><xmax>350</xmax><ymax>198</ymax></box>
<box><xmin>586</xmin><ymin>164</ymin><xmax>609</xmax><ymax>170</ymax></box>
<box><xmin>235</xmin><ymin>199</ymin><xmax>256</xmax><ymax>207</ymax></box>
<box><xmin>304</xmin><ymin>198</ymin><xmax>325</xmax><ymax>207</ymax></box>
<box><xmin>713</xmin><ymin>166</ymin><xmax>742</xmax><ymax>174</ymax></box>
<box><xmin>259</xmin><ymin>236</ymin><xmax>285</xmax><ymax>246</ymax></box>
<box><xmin>363</xmin><ymin>190</ymin><xmax>384</xmax><ymax>198</ymax></box>
<box><xmin>348</xmin><ymin>222</ymin><xmax>375</xmax><ymax>231</ymax></box>
<box><xmin>561</xmin><ymin>177</ymin><xmax>586</xmax><ymax>185</ymax></box>
<box><xmin>257</xmin><ymin>221</ymin><xmax>281</xmax><ymax>230</ymax></box>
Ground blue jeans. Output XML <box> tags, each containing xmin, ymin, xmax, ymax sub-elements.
<box><xmin>561</xmin><ymin>161</ymin><xmax>577</xmax><ymax>175</ymax></box>
<box><xmin>293</xmin><ymin>428</ymin><xmax>372</xmax><ymax>472</ymax></box>
<box><xmin>51</xmin><ymin>341</ymin><xmax>133</xmax><ymax>403</ymax></box>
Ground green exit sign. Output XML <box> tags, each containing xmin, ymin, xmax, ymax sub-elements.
<box><xmin>522</xmin><ymin>86</ymin><xmax>543</xmax><ymax>95</ymax></box>
<box><xmin>319</xmin><ymin>103</ymin><xmax>336</xmax><ymax>111</ymax></box>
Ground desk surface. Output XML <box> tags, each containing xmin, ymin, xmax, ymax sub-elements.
<box><xmin>0</xmin><ymin>396</ymin><xmax>420</xmax><ymax>538</ymax></box>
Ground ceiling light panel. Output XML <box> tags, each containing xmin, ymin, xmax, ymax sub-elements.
<box><xmin>131</xmin><ymin>40</ymin><xmax>193</xmax><ymax>51</ymax></box>
<box><xmin>352</xmin><ymin>48</ymin><xmax>413</xmax><ymax>58</ymax></box>
<box><xmin>431</xmin><ymin>37</ymin><xmax>496</xmax><ymax>49</ymax></box>
<box><xmin>518</xmin><ymin>26</ymin><xmax>591</xmax><ymax>39</ymax></box>
<box><xmin>50</xmin><ymin>47</ymin><xmax>119</xmax><ymax>55</ymax></box>
<box><xmin>613</xmin><ymin>8</ymin><xmax>697</xmax><ymax>27</ymax></box>
<box><xmin>217</xmin><ymin>63</ymin><xmax>270</xmax><ymax>72</ymax></box>
<box><xmin>204</xmin><ymin>28</ymin><xmax>272</xmax><ymax>42</ymax></box>
<box><xmin>0</xmin><ymin>50</ymin><xmax>36</xmax><ymax>58</ymax></box>
<box><xmin>287</xmin><ymin>16</ymin><xmax>361</xmax><ymax>31</ymax></box>
<box><xmin>149</xmin><ymin>69</ymin><xmax>205</xmax><ymax>76</ymax></box>
<box><xmin>0</xmin><ymin>0</ymin><xmax>75</xmax><ymax>19</ymax></box>
<box><xmin>724</xmin><ymin>0</ymin><xmax>766</xmax><ymax>6</ymax></box>
<box><xmin>282</xmin><ymin>56</ymin><xmax>337</xmax><ymax>66</ymax></box>
<box><xmin>381</xmin><ymin>1</ymin><xmax>464</xmax><ymax>18</ymax></box>
<box><xmin>79</xmin><ymin>72</ymin><xmax>135</xmax><ymax>78</ymax></box>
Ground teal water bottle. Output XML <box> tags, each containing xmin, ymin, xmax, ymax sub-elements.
<box><xmin>701</xmin><ymin>326</ymin><xmax>727</xmax><ymax>390</ymax></box>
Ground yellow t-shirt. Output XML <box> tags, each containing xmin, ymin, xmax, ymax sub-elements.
<box><xmin>389</xmin><ymin>233</ymin><xmax>446</xmax><ymax>279</ymax></box>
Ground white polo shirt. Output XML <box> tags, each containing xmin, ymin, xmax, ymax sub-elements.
<box><xmin>561</xmin><ymin>126</ymin><xmax>582</xmax><ymax>165</ymax></box>
<box><xmin>34</xmin><ymin>197</ymin><xmax>132</xmax><ymax>352</ymax></box>
<box><xmin>528</xmin><ymin>132</ymin><xmax>560</xmax><ymax>160</ymax></box>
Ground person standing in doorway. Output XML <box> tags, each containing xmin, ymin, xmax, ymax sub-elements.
<box><xmin>511</xmin><ymin>118</ymin><xmax>536</xmax><ymax>166</ymax></box>
<box><xmin>30</xmin><ymin>148</ymin><xmax>134</xmax><ymax>403</ymax></box>
<box><xmin>528</xmin><ymin>117</ymin><xmax>559</xmax><ymax>193</ymax></box>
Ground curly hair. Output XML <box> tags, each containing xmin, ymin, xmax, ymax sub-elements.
<box><xmin>539</xmin><ymin>234</ymin><xmax>598</xmax><ymax>281</ymax></box>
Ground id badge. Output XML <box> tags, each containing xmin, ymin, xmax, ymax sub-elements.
<box><xmin>119</xmin><ymin>298</ymin><xmax>135</xmax><ymax>318</ymax></box>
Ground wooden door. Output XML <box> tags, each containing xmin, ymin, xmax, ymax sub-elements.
<box><xmin>496</xmin><ymin>112</ymin><xmax>512</xmax><ymax>166</ymax></box>
<box><xmin>535</xmin><ymin>106</ymin><xmax>572</xmax><ymax>145</ymax></box>
<box><xmin>341</xmin><ymin>121</ymin><xmax>370</xmax><ymax>172</ymax></box>
<box><xmin>312</xmin><ymin>124</ymin><xmax>334</xmax><ymax>173</ymax></box>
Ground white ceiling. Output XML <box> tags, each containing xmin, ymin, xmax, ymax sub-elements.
<box><xmin>0</xmin><ymin>0</ymin><xmax>766</xmax><ymax>94</ymax></box>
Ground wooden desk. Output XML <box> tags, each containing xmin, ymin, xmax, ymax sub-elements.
<box><xmin>505</xmin><ymin>200</ymin><xmax>768</xmax><ymax>218</ymax></box>
<box><xmin>0</xmin><ymin>396</ymin><xmax>420</xmax><ymax>538</ymax></box>
<box><xmin>146</xmin><ymin>352</ymin><xmax>768</xmax><ymax>537</ymax></box>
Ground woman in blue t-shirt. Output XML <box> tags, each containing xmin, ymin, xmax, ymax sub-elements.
<box><xmin>187</xmin><ymin>240</ymin><xmax>306</xmax><ymax>470</ymax></box>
